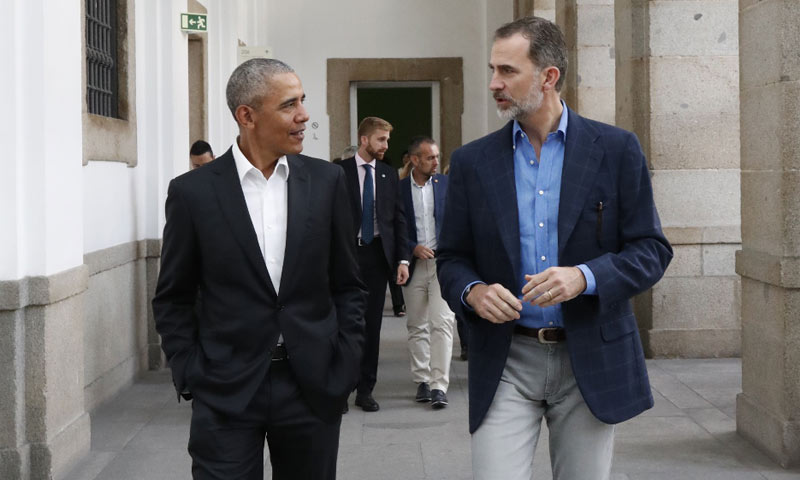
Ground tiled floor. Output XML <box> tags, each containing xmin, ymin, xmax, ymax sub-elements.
<box><xmin>62</xmin><ymin>318</ymin><xmax>800</xmax><ymax>480</ymax></box>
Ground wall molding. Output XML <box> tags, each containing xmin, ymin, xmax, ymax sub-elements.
<box><xmin>84</xmin><ymin>239</ymin><xmax>161</xmax><ymax>276</ymax></box>
<box><xmin>0</xmin><ymin>240</ymin><xmax>161</xmax><ymax>311</ymax></box>
<box><xmin>0</xmin><ymin>266</ymin><xmax>89</xmax><ymax>311</ymax></box>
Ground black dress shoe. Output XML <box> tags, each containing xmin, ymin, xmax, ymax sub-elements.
<box><xmin>354</xmin><ymin>393</ymin><xmax>380</xmax><ymax>412</ymax></box>
<box><xmin>431</xmin><ymin>389</ymin><xmax>448</xmax><ymax>409</ymax></box>
<box><xmin>415</xmin><ymin>382</ymin><xmax>432</xmax><ymax>403</ymax></box>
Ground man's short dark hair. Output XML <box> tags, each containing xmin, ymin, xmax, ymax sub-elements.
<box><xmin>407</xmin><ymin>135</ymin><xmax>436</xmax><ymax>156</ymax></box>
<box><xmin>190</xmin><ymin>140</ymin><xmax>213</xmax><ymax>157</ymax></box>
<box><xmin>495</xmin><ymin>16</ymin><xmax>568</xmax><ymax>92</ymax></box>
<box><xmin>225</xmin><ymin>58</ymin><xmax>295</xmax><ymax>120</ymax></box>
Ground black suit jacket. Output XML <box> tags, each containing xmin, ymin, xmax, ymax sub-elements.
<box><xmin>339</xmin><ymin>157</ymin><xmax>410</xmax><ymax>267</ymax></box>
<box><xmin>153</xmin><ymin>150</ymin><xmax>367</xmax><ymax>423</ymax></box>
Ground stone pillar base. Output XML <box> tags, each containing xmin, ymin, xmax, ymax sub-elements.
<box><xmin>643</xmin><ymin>328</ymin><xmax>741</xmax><ymax>358</ymax></box>
<box><xmin>737</xmin><ymin>393</ymin><xmax>800</xmax><ymax>468</ymax></box>
<box><xmin>30</xmin><ymin>413</ymin><xmax>90</xmax><ymax>480</ymax></box>
<box><xmin>0</xmin><ymin>444</ymin><xmax>30</xmax><ymax>480</ymax></box>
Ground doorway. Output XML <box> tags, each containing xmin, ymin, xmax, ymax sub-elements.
<box><xmin>349</xmin><ymin>82</ymin><xmax>440</xmax><ymax>170</ymax></box>
<box><xmin>326</xmin><ymin>57</ymin><xmax>462</xmax><ymax>172</ymax></box>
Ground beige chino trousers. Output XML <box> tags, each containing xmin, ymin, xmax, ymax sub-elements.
<box><xmin>401</xmin><ymin>257</ymin><xmax>455</xmax><ymax>392</ymax></box>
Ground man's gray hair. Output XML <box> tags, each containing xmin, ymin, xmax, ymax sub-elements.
<box><xmin>495</xmin><ymin>16</ymin><xmax>568</xmax><ymax>92</ymax></box>
<box><xmin>226</xmin><ymin>58</ymin><xmax>295</xmax><ymax>120</ymax></box>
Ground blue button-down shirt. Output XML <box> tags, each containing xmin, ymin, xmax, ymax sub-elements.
<box><xmin>513</xmin><ymin>101</ymin><xmax>596</xmax><ymax>328</ymax></box>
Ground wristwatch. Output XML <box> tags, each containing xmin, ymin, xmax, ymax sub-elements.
<box><xmin>399</xmin><ymin>260</ymin><xmax>410</xmax><ymax>266</ymax></box>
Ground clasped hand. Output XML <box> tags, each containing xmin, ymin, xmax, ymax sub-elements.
<box><xmin>465</xmin><ymin>266</ymin><xmax>587</xmax><ymax>324</ymax></box>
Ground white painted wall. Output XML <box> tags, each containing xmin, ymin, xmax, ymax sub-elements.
<box><xmin>2</xmin><ymin>0</ymin><xmax>516</xmax><ymax>271</ymax></box>
<box><xmin>84</xmin><ymin>0</ymin><xmax>196</xmax><ymax>253</ymax></box>
<box><xmin>1</xmin><ymin>0</ymin><xmax>83</xmax><ymax>280</ymax></box>
<box><xmin>263</xmin><ymin>0</ymin><xmax>514</xmax><ymax>160</ymax></box>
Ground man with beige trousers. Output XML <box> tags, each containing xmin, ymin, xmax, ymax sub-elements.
<box><xmin>399</xmin><ymin>136</ymin><xmax>455</xmax><ymax>409</ymax></box>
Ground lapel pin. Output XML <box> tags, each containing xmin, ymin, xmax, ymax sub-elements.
<box><xmin>381</xmin><ymin>174</ymin><xmax>386</xmax><ymax>178</ymax></box>
<box><xmin>434</xmin><ymin>178</ymin><xmax>439</xmax><ymax>183</ymax></box>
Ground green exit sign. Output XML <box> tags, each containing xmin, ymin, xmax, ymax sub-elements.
<box><xmin>181</xmin><ymin>13</ymin><xmax>207</xmax><ymax>32</ymax></box>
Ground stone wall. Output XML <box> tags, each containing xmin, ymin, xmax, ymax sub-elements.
<box><xmin>617</xmin><ymin>0</ymin><xmax>741</xmax><ymax>357</ymax></box>
<box><xmin>82</xmin><ymin>241</ymin><xmax>162</xmax><ymax>412</ymax></box>
<box><xmin>0</xmin><ymin>269</ymin><xmax>91</xmax><ymax>480</ymax></box>
<box><xmin>736</xmin><ymin>0</ymin><xmax>800</xmax><ymax>467</ymax></box>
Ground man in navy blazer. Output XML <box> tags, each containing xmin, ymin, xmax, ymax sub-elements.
<box><xmin>399</xmin><ymin>136</ymin><xmax>455</xmax><ymax>409</ymax></box>
<box><xmin>436</xmin><ymin>17</ymin><xmax>672</xmax><ymax>480</ymax></box>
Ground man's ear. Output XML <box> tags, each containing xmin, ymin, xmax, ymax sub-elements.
<box><xmin>359</xmin><ymin>135</ymin><xmax>368</xmax><ymax>148</ymax></box>
<box><xmin>234</xmin><ymin>105</ymin><xmax>255</xmax><ymax>128</ymax></box>
<box><xmin>543</xmin><ymin>66</ymin><xmax>561</xmax><ymax>92</ymax></box>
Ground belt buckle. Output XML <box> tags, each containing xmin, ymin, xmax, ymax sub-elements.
<box><xmin>538</xmin><ymin>328</ymin><xmax>558</xmax><ymax>344</ymax></box>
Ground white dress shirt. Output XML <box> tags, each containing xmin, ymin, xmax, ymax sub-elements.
<box><xmin>410</xmin><ymin>170</ymin><xmax>437</xmax><ymax>250</ymax></box>
<box><xmin>355</xmin><ymin>152</ymin><xmax>381</xmax><ymax>239</ymax></box>
<box><xmin>232</xmin><ymin>139</ymin><xmax>289</xmax><ymax>294</ymax></box>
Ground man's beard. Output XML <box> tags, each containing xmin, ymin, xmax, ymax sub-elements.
<box><xmin>496</xmin><ymin>83</ymin><xmax>543</xmax><ymax>122</ymax></box>
<box><xmin>366</xmin><ymin>144</ymin><xmax>385</xmax><ymax>160</ymax></box>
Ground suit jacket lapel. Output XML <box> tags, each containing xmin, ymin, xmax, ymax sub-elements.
<box><xmin>432</xmin><ymin>175</ymin><xmax>442</xmax><ymax>239</ymax></box>
<box><xmin>210</xmin><ymin>151</ymin><xmax>276</xmax><ymax>295</ymax></box>
<box><xmin>280</xmin><ymin>155</ymin><xmax>309</xmax><ymax>295</ymax></box>
<box><xmin>478</xmin><ymin>123</ymin><xmax>521</xmax><ymax>281</ymax></box>
<box><xmin>401</xmin><ymin>177</ymin><xmax>416</xmax><ymax>245</ymax></box>
<box><xmin>558</xmin><ymin>108</ymin><xmax>603</xmax><ymax>255</ymax></box>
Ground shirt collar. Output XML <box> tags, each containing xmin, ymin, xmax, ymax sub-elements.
<box><xmin>410</xmin><ymin>168</ymin><xmax>433</xmax><ymax>188</ymax></box>
<box><xmin>355</xmin><ymin>152</ymin><xmax>376</xmax><ymax>168</ymax></box>
<box><xmin>232</xmin><ymin>137</ymin><xmax>290</xmax><ymax>183</ymax></box>
<box><xmin>512</xmin><ymin>99</ymin><xmax>569</xmax><ymax>146</ymax></box>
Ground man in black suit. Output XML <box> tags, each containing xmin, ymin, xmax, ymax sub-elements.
<box><xmin>153</xmin><ymin>58</ymin><xmax>367</xmax><ymax>480</ymax></box>
<box><xmin>339</xmin><ymin>117</ymin><xmax>410</xmax><ymax>412</ymax></box>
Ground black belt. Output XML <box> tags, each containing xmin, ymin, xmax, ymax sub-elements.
<box><xmin>357</xmin><ymin>235</ymin><xmax>381</xmax><ymax>247</ymax></box>
<box><xmin>514</xmin><ymin>325</ymin><xmax>566</xmax><ymax>343</ymax></box>
<box><xmin>271</xmin><ymin>344</ymin><xmax>289</xmax><ymax>361</ymax></box>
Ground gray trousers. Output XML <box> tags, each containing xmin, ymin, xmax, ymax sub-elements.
<box><xmin>472</xmin><ymin>333</ymin><xmax>615</xmax><ymax>480</ymax></box>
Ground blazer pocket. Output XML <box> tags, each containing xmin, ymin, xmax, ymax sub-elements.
<box><xmin>600</xmin><ymin>314</ymin><xmax>637</xmax><ymax>342</ymax></box>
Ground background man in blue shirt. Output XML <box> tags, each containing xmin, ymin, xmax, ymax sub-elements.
<box><xmin>437</xmin><ymin>16</ymin><xmax>672</xmax><ymax>480</ymax></box>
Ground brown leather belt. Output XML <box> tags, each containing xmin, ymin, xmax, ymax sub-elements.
<box><xmin>514</xmin><ymin>325</ymin><xmax>566</xmax><ymax>344</ymax></box>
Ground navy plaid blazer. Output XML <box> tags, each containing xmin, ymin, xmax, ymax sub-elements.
<box><xmin>436</xmin><ymin>107</ymin><xmax>673</xmax><ymax>433</ymax></box>
<box><xmin>400</xmin><ymin>172</ymin><xmax>448</xmax><ymax>282</ymax></box>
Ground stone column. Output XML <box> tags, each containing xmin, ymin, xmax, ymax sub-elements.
<box><xmin>558</xmin><ymin>0</ymin><xmax>615</xmax><ymax>124</ymax></box>
<box><xmin>0</xmin><ymin>1</ymin><xmax>90</xmax><ymax>478</ymax></box>
<box><xmin>534</xmin><ymin>0</ymin><xmax>556</xmax><ymax>22</ymax></box>
<box><xmin>735</xmin><ymin>0</ymin><xmax>800</xmax><ymax>468</ymax></box>
<box><xmin>616</xmin><ymin>0</ymin><xmax>741</xmax><ymax>357</ymax></box>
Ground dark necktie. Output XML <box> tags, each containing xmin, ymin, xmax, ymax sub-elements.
<box><xmin>361</xmin><ymin>164</ymin><xmax>374</xmax><ymax>244</ymax></box>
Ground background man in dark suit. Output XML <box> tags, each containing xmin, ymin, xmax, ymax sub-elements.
<box><xmin>339</xmin><ymin>117</ymin><xmax>410</xmax><ymax>412</ymax></box>
<box><xmin>189</xmin><ymin>140</ymin><xmax>214</xmax><ymax>169</ymax></box>
<box><xmin>153</xmin><ymin>58</ymin><xmax>366</xmax><ymax>480</ymax></box>
<box><xmin>399</xmin><ymin>136</ymin><xmax>455</xmax><ymax>409</ymax></box>
<box><xmin>437</xmin><ymin>17</ymin><xmax>672</xmax><ymax>480</ymax></box>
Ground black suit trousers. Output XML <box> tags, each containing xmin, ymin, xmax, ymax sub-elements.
<box><xmin>188</xmin><ymin>361</ymin><xmax>341</xmax><ymax>480</ymax></box>
<box><xmin>356</xmin><ymin>238</ymin><xmax>391</xmax><ymax>394</ymax></box>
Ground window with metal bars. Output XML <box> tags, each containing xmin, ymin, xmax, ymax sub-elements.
<box><xmin>86</xmin><ymin>0</ymin><xmax>118</xmax><ymax>118</ymax></box>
